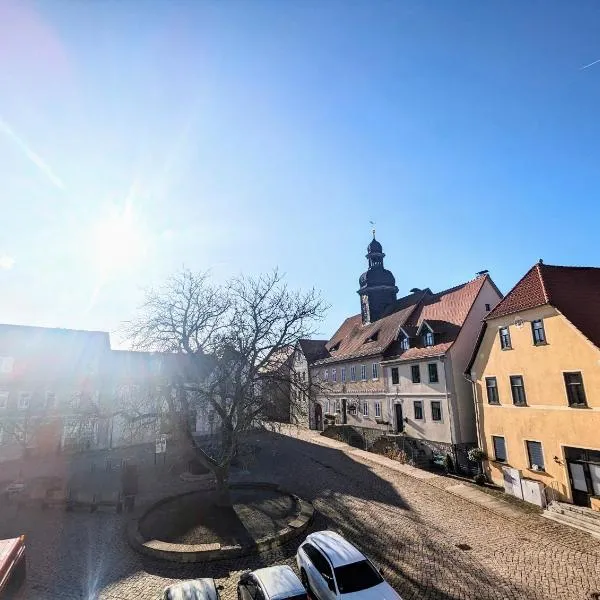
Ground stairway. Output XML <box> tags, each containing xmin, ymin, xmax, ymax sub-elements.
<box><xmin>543</xmin><ymin>501</ymin><xmax>600</xmax><ymax>538</ymax></box>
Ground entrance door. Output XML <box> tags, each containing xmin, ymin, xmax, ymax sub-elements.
<box><xmin>314</xmin><ymin>403</ymin><xmax>323</xmax><ymax>431</ymax></box>
<box><xmin>342</xmin><ymin>399</ymin><xmax>347</xmax><ymax>424</ymax></box>
<box><xmin>568</xmin><ymin>462</ymin><xmax>592</xmax><ymax>506</ymax></box>
<box><xmin>395</xmin><ymin>404</ymin><xmax>404</xmax><ymax>433</ymax></box>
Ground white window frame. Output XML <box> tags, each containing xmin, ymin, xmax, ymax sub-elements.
<box><xmin>374</xmin><ymin>402</ymin><xmax>381</xmax><ymax>418</ymax></box>
<box><xmin>350</xmin><ymin>366</ymin><xmax>356</xmax><ymax>381</ymax></box>
<box><xmin>18</xmin><ymin>392</ymin><xmax>31</xmax><ymax>410</ymax></box>
<box><xmin>341</xmin><ymin>367</ymin><xmax>346</xmax><ymax>382</ymax></box>
<box><xmin>363</xmin><ymin>400</ymin><xmax>369</xmax><ymax>416</ymax></box>
<box><xmin>334</xmin><ymin>399</ymin><xmax>341</xmax><ymax>414</ymax></box>
<box><xmin>332</xmin><ymin>368</ymin><xmax>337</xmax><ymax>383</ymax></box>
<box><xmin>525</xmin><ymin>439</ymin><xmax>545</xmax><ymax>471</ymax></box>
<box><xmin>431</xmin><ymin>400</ymin><xmax>443</xmax><ymax>422</ymax></box>
<box><xmin>372</xmin><ymin>363</ymin><xmax>379</xmax><ymax>380</ymax></box>
<box><xmin>413</xmin><ymin>400</ymin><xmax>424</xmax><ymax>420</ymax></box>
<box><xmin>72</xmin><ymin>391</ymin><xmax>82</xmax><ymax>410</ymax></box>
<box><xmin>492</xmin><ymin>435</ymin><xmax>507</xmax><ymax>462</ymax></box>
<box><xmin>0</xmin><ymin>391</ymin><xmax>8</xmax><ymax>409</ymax></box>
<box><xmin>360</xmin><ymin>365</ymin><xmax>367</xmax><ymax>381</ymax></box>
<box><xmin>324</xmin><ymin>369</ymin><xmax>329</xmax><ymax>382</ymax></box>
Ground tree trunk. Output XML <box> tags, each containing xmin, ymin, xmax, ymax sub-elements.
<box><xmin>214</xmin><ymin>466</ymin><xmax>231</xmax><ymax>506</ymax></box>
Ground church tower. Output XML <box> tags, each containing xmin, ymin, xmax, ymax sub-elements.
<box><xmin>357</xmin><ymin>233</ymin><xmax>398</xmax><ymax>324</ymax></box>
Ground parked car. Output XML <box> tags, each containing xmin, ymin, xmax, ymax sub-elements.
<box><xmin>238</xmin><ymin>565</ymin><xmax>307</xmax><ymax>600</ymax></box>
<box><xmin>296</xmin><ymin>531</ymin><xmax>402</xmax><ymax>600</ymax></box>
<box><xmin>163</xmin><ymin>577</ymin><xmax>220</xmax><ymax>600</ymax></box>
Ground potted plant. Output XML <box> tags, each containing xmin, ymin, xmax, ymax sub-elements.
<box><xmin>467</xmin><ymin>447</ymin><xmax>487</xmax><ymax>463</ymax></box>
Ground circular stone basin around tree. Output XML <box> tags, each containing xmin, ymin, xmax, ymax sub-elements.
<box><xmin>139</xmin><ymin>487</ymin><xmax>295</xmax><ymax>546</ymax></box>
<box><xmin>131</xmin><ymin>483</ymin><xmax>313</xmax><ymax>562</ymax></box>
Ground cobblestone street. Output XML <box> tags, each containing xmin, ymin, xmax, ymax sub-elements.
<box><xmin>1</xmin><ymin>429</ymin><xmax>600</xmax><ymax>600</ymax></box>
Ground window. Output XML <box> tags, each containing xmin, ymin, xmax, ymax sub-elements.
<box><xmin>431</xmin><ymin>401</ymin><xmax>442</xmax><ymax>421</ymax></box>
<box><xmin>499</xmin><ymin>327</ymin><xmax>512</xmax><ymax>350</ymax></box>
<box><xmin>526</xmin><ymin>440</ymin><xmax>545</xmax><ymax>470</ymax></box>
<box><xmin>18</xmin><ymin>392</ymin><xmax>30</xmax><ymax>410</ymax></box>
<box><xmin>334</xmin><ymin>399</ymin><xmax>341</xmax><ymax>413</ymax></box>
<box><xmin>531</xmin><ymin>319</ymin><xmax>546</xmax><ymax>345</ymax></box>
<box><xmin>72</xmin><ymin>392</ymin><xmax>81</xmax><ymax>410</ymax></box>
<box><xmin>411</xmin><ymin>365</ymin><xmax>421</xmax><ymax>384</ymax></box>
<box><xmin>485</xmin><ymin>377</ymin><xmax>499</xmax><ymax>404</ymax></box>
<box><xmin>423</xmin><ymin>330</ymin><xmax>434</xmax><ymax>347</ymax></box>
<box><xmin>413</xmin><ymin>400</ymin><xmax>423</xmax><ymax>420</ymax></box>
<box><xmin>391</xmin><ymin>367</ymin><xmax>399</xmax><ymax>385</ymax></box>
<box><xmin>323</xmin><ymin>369</ymin><xmax>329</xmax><ymax>382</ymax></box>
<box><xmin>341</xmin><ymin>367</ymin><xmax>346</xmax><ymax>383</ymax></box>
<box><xmin>302</xmin><ymin>543</ymin><xmax>336</xmax><ymax>593</ymax></box>
<box><xmin>492</xmin><ymin>436</ymin><xmax>507</xmax><ymax>462</ymax></box>
<box><xmin>334</xmin><ymin>560</ymin><xmax>383</xmax><ymax>595</ymax></box>
<box><xmin>400</xmin><ymin>337</ymin><xmax>410</xmax><ymax>351</ymax></box>
<box><xmin>332</xmin><ymin>368</ymin><xmax>337</xmax><ymax>382</ymax></box>
<box><xmin>374</xmin><ymin>402</ymin><xmax>381</xmax><ymax>418</ymax></box>
<box><xmin>510</xmin><ymin>376</ymin><xmax>527</xmax><ymax>406</ymax></box>
<box><xmin>363</xmin><ymin>401</ymin><xmax>369</xmax><ymax>416</ymax></box>
<box><xmin>428</xmin><ymin>363</ymin><xmax>438</xmax><ymax>383</ymax></box>
<box><xmin>350</xmin><ymin>366</ymin><xmax>356</xmax><ymax>381</ymax></box>
<box><xmin>0</xmin><ymin>391</ymin><xmax>7</xmax><ymax>409</ymax></box>
<box><xmin>0</xmin><ymin>357</ymin><xmax>14</xmax><ymax>374</ymax></box>
<box><xmin>45</xmin><ymin>391</ymin><xmax>56</xmax><ymax>409</ymax></box>
<box><xmin>485</xmin><ymin>303</ymin><xmax>491</xmax><ymax>312</ymax></box>
<box><xmin>0</xmin><ymin>425</ymin><xmax>3</xmax><ymax>445</ymax></box>
<box><xmin>372</xmin><ymin>363</ymin><xmax>379</xmax><ymax>380</ymax></box>
<box><xmin>563</xmin><ymin>372</ymin><xmax>587</xmax><ymax>407</ymax></box>
<box><xmin>360</xmin><ymin>365</ymin><xmax>367</xmax><ymax>381</ymax></box>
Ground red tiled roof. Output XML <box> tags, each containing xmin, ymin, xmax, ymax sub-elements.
<box><xmin>298</xmin><ymin>339</ymin><xmax>329</xmax><ymax>363</ymax></box>
<box><xmin>390</xmin><ymin>275</ymin><xmax>490</xmax><ymax>361</ymax></box>
<box><xmin>485</xmin><ymin>264</ymin><xmax>547</xmax><ymax>320</ymax></box>
<box><xmin>486</xmin><ymin>263</ymin><xmax>600</xmax><ymax>348</ymax></box>
<box><xmin>315</xmin><ymin>291</ymin><xmax>426</xmax><ymax>365</ymax></box>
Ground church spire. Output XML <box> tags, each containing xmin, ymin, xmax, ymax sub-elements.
<box><xmin>357</xmin><ymin>234</ymin><xmax>398</xmax><ymax>324</ymax></box>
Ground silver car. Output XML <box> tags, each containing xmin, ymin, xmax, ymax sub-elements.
<box><xmin>238</xmin><ymin>565</ymin><xmax>307</xmax><ymax>600</ymax></box>
<box><xmin>163</xmin><ymin>578</ymin><xmax>221</xmax><ymax>600</ymax></box>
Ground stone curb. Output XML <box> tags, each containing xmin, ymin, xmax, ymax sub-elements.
<box><xmin>127</xmin><ymin>482</ymin><xmax>314</xmax><ymax>563</ymax></box>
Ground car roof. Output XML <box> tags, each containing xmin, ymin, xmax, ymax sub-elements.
<box><xmin>306</xmin><ymin>531</ymin><xmax>365</xmax><ymax>568</ymax></box>
<box><xmin>253</xmin><ymin>565</ymin><xmax>305</xmax><ymax>600</ymax></box>
<box><xmin>164</xmin><ymin>578</ymin><xmax>219</xmax><ymax>600</ymax></box>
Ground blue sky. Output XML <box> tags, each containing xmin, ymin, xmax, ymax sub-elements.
<box><xmin>1</xmin><ymin>1</ymin><xmax>600</xmax><ymax>347</ymax></box>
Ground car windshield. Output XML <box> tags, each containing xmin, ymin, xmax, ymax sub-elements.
<box><xmin>334</xmin><ymin>560</ymin><xmax>383</xmax><ymax>594</ymax></box>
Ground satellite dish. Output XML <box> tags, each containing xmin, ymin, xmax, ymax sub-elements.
<box><xmin>514</xmin><ymin>316</ymin><xmax>524</xmax><ymax>329</ymax></box>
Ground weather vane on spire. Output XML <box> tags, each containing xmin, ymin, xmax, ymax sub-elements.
<box><xmin>369</xmin><ymin>220</ymin><xmax>376</xmax><ymax>238</ymax></box>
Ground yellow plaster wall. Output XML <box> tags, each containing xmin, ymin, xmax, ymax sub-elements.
<box><xmin>472</xmin><ymin>306</ymin><xmax>600</xmax><ymax>501</ymax></box>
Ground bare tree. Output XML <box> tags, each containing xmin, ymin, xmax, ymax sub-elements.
<box><xmin>123</xmin><ymin>269</ymin><xmax>327</xmax><ymax>504</ymax></box>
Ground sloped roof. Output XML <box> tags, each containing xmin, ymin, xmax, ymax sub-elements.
<box><xmin>298</xmin><ymin>339</ymin><xmax>329</xmax><ymax>363</ymax></box>
<box><xmin>387</xmin><ymin>275</ymin><xmax>493</xmax><ymax>361</ymax></box>
<box><xmin>486</xmin><ymin>263</ymin><xmax>600</xmax><ymax>348</ymax></box>
<box><xmin>0</xmin><ymin>323</ymin><xmax>110</xmax><ymax>378</ymax></box>
<box><xmin>315</xmin><ymin>291</ymin><xmax>427</xmax><ymax>365</ymax></box>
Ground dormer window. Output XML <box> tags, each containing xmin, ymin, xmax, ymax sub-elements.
<box><xmin>330</xmin><ymin>341</ymin><xmax>341</xmax><ymax>352</ymax></box>
<box><xmin>364</xmin><ymin>330</ymin><xmax>379</xmax><ymax>343</ymax></box>
<box><xmin>400</xmin><ymin>337</ymin><xmax>410</xmax><ymax>351</ymax></box>
<box><xmin>423</xmin><ymin>330</ymin><xmax>434</xmax><ymax>347</ymax></box>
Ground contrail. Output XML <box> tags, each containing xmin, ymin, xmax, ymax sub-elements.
<box><xmin>0</xmin><ymin>116</ymin><xmax>65</xmax><ymax>189</ymax></box>
<box><xmin>580</xmin><ymin>58</ymin><xmax>600</xmax><ymax>71</ymax></box>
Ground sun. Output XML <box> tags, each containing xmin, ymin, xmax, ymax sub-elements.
<box><xmin>89</xmin><ymin>203</ymin><xmax>148</xmax><ymax>277</ymax></box>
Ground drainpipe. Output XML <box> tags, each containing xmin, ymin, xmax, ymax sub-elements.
<box><xmin>441</xmin><ymin>356</ymin><xmax>457</xmax><ymax>468</ymax></box>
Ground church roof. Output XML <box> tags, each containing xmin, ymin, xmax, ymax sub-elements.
<box><xmin>387</xmin><ymin>275</ymin><xmax>492</xmax><ymax>361</ymax></box>
<box><xmin>314</xmin><ymin>290</ymin><xmax>427</xmax><ymax>365</ymax></box>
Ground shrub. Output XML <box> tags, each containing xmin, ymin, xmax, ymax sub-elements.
<box><xmin>473</xmin><ymin>473</ymin><xmax>487</xmax><ymax>485</ymax></box>
<box><xmin>467</xmin><ymin>447</ymin><xmax>487</xmax><ymax>462</ymax></box>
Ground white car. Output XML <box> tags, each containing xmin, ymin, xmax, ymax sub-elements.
<box><xmin>296</xmin><ymin>531</ymin><xmax>402</xmax><ymax>600</ymax></box>
<box><xmin>238</xmin><ymin>565</ymin><xmax>307</xmax><ymax>600</ymax></box>
<box><xmin>163</xmin><ymin>578</ymin><xmax>221</xmax><ymax>600</ymax></box>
